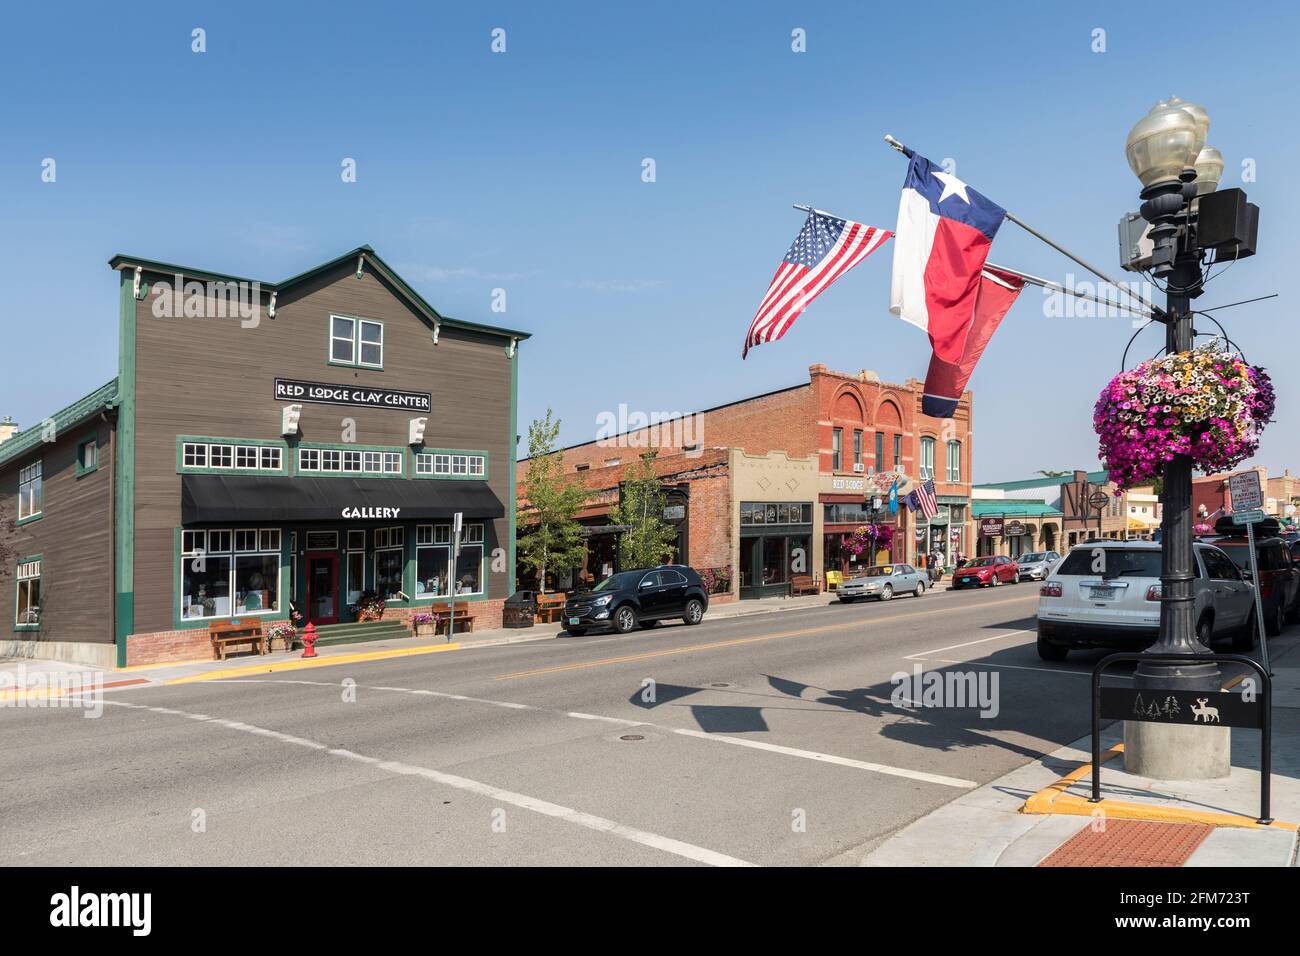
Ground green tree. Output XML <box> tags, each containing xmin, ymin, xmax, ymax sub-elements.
<box><xmin>518</xmin><ymin>410</ymin><xmax>587</xmax><ymax>594</ymax></box>
<box><xmin>613</xmin><ymin>451</ymin><xmax>678</xmax><ymax>570</ymax></box>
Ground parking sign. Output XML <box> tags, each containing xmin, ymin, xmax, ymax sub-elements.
<box><xmin>1228</xmin><ymin>471</ymin><xmax>1263</xmax><ymax>512</ymax></box>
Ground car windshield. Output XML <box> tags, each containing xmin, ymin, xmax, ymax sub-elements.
<box><xmin>863</xmin><ymin>566</ymin><xmax>894</xmax><ymax>576</ymax></box>
<box><xmin>592</xmin><ymin>571</ymin><xmax>641</xmax><ymax>592</ymax></box>
<box><xmin>1057</xmin><ymin>547</ymin><xmax>1161</xmax><ymax>579</ymax></box>
<box><xmin>1021</xmin><ymin>552</ymin><xmax>1046</xmax><ymax>562</ymax></box>
<box><xmin>965</xmin><ymin>558</ymin><xmax>996</xmax><ymax>567</ymax></box>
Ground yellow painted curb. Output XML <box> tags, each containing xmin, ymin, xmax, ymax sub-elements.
<box><xmin>164</xmin><ymin>642</ymin><xmax>463</xmax><ymax>685</ymax></box>
<box><xmin>1022</xmin><ymin>743</ymin><xmax>1297</xmax><ymax>831</ymax></box>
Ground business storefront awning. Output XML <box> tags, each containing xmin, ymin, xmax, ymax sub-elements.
<box><xmin>181</xmin><ymin>475</ymin><xmax>505</xmax><ymax>524</ymax></box>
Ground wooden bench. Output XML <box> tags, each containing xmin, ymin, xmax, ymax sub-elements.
<box><xmin>434</xmin><ymin>601</ymin><xmax>478</xmax><ymax>635</ymax></box>
<box><xmin>208</xmin><ymin>619</ymin><xmax>267</xmax><ymax>661</ymax></box>
<box><xmin>790</xmin><ymin>574</ymin><xmax>820</xmax><ymax>596</ymax></box>
<box><xmin>535</xmin><ymin>592</ymin><xmax>567</xmax><ymax>624</ymax></box>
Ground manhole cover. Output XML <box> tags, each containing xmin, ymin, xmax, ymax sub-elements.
<box><xmin>619</xmin><ymin>734</ymin><xmax>645</xmax><ymax>741</ymax></box>
<box><xmin>709</xmin><ymin>682</ymin><xmax>734</xmax><ymax>688</ymax></box>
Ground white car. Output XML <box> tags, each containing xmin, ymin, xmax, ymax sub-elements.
<box><xmin>1035</xmin><ymin>539</ymin><xmax>1255</xmax><ymax>661</ymax></box>
<box><xmin>1017</xmin><ymin>551</ymin><xmax>1061</xmax><ymax>581</ymax></box>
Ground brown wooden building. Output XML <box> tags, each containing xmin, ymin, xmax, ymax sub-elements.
<box><xmin>0</xmin><ymin>246</ymin><xmax>528</xmax><ymax>666</ymax></box>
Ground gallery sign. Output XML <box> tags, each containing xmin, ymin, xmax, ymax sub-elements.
<box><xmin>274</xmin><ymin>378</ymin><xmax>432</xmax><ymax>413</ymax></box>
<box><xmin>341</xmin><ymin>507</ymin><xmax>402</xmax><ymax>519</ymax></box>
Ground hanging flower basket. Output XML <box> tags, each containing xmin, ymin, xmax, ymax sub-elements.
<box><xmin>843</xmin><ymin>523</ymin><xmax>894</xmax><ymax>557</ymax></box>
<box><xmin>1094</xmin><ymin>345</ymin><xmax>1274</xmax><ymax>492</ymax></box>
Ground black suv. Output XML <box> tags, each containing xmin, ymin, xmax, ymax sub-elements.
<box><xmin>562</xmin><ymin>565</ymin><xmax>709</xmax><ymax>636</ymax></box>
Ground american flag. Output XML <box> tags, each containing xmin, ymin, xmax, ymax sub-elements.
<box><xmin>743</xmin><ymin>212</ymin><xmax>890</xmax><ymax>358</ymax></box>
<box><xmin>915</xmin><ymin>479</ymin><xmax>939</xmax><ymax>519</ymax></box>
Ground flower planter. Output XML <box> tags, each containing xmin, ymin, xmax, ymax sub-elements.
<box><xmin>1095</xmin><ymin>346</ymin><xmax>1274</xmax><ymax>491</ymax></box>
<box><xmin>414</xmin><ymin>623</ymin><xmax>435</xmax><ymax>639</ymax></box>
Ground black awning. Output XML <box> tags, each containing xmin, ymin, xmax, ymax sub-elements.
<box><xmin>181</xmin><ymin>475</ymin><xmax>505</xmax><ymax>524</ymax></box>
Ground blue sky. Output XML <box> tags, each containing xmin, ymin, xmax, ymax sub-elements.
<box><xmin>2</xmin><ymin>0</ymin><xmax>1296</xmax><ymax>482</ymax></box>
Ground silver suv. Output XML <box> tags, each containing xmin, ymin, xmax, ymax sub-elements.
<box><xmin>1035</xmin><ymin>539</ymin><xmax>1255</xmax><ymax>661</ymax></box>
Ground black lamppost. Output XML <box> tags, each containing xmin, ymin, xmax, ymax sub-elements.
<box><xmin>1122</xmin><ymin>98</ymin><xmax>1231</xmax><ymax>774</ymax></box>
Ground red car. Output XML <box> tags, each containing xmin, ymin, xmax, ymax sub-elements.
<box><xmin>950</xmin><ymin>555</ymin><xmax>1019</xmax><ymax>589</ymax></box>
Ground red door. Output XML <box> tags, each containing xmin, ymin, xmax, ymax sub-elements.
<box><xmin>306</xmin><ymin>553</ymin><xmax>340</xmax><ymax>625</ymax></box>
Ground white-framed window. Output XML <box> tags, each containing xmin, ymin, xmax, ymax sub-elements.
<box><xmin>181</xmin><ymin>528</ymin><xmax>281</xmax><ymax>621</ymax></box>
<box><xmin>382</xmin><ymin>452</ymin><xmax>402</xmax><ymax>474</ymax></box>
<box><xmin>299</xmin><ymin>447</ymin><xmax>401</xmax><ymax>476</ymax></box>
<box><xmin>374</xmin><ymin>547</ymin><xmax>404</xmax><ymax>601</ymax></box>
<box><xmin>236</xmin><ymin>446</ymin><xmax>259</xmax><ymax>469</ymax></box>
<box><xmin>946</xmin><ymin>440</ymin><xmax>962</xmax><ymax>483</ymax></box>
<box><xmin>454</xmin><ymin>526</ymin><xmax>484</xmax><ymax>596</ymax></box>
<box><xmin>17</xmin><ymin>461</ymin><xmax>42</xmax><ymax>521</ymax></box>
<box><xmin>183</xmin><ymin>443</ymin><xmax>207</xmax><ymax>468</ymax></box>
<box><xmin>920</xmin><ymin>437</ymin><xmax>936</xmax><ymax>480</ymax></box>
<box><xmin>415</xmin><ymin>452</ymin><xmax>485</xmax><ymax>478</ymax></box>
<box><xmin>329</xmin><ymin>315</ymin><xmax>384</xmax><ymax>369</ymax></box>
<box><xmin>347</xmin><ymin>530</ymin><xmax>366</xmax><ymax>551</ymax></box>
<box><xmin>321</xmin><ymin>450</ymin><xmax>342</xmax><ymax>472</ymax></box>
<box><xmin>374</xmin><ymin>526</ymin><xmax>404</xmax><ymax>550</ymax></box>
<box><xmin>342</xmin><ymin>450</ymin><xmax>362</xmax><ymax>473</ymax></box>
<box><xmin>363</xmin><ymin>451</ymin><xmax>382</xmax><ymax>473</ymax></box>
<box><xmin>260</xmin><ymin>446</ymin><xmax>282</xmax><ymax>471</ymax></box>
<box><xmin>210</xmin><ymin>444</ymin><xmax>234</xmax><ymax>469</ymax></box>
<box><xmin>15</xmin><ymin>558</ymin><xmax>41</xmax><ymax>626</ymax></box>
<box><xmin>345</xmin><ymin>532</ymin><xmax>366</xmax><ymax>605</ymax></box>
<box><xmin>414</xmin><ymin>523</ymin><xmax>484</xmax><ymax>597</ymax></box>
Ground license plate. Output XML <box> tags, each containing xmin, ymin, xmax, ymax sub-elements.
<box><xmin>568</xmin><ymin>617</ymin><xmax>580</xmax><ymax>625</ymax></box>
<box><xmin>1090</xmin><ymin>586</ymin><xmax>1116</xmax><ymax>600</ymax></box>
<box><xmin>958</xmin><ymin>578</ymin><xmax>973</xmax><ymax>584</ymax></box>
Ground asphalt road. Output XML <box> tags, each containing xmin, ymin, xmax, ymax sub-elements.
<box><xmin>1</xmin><ymin>584</ymin><xmax>1137</xmax><ymax>866</ymax></box>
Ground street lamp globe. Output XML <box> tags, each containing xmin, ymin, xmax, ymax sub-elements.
<box><xmin>1125</xmin><ymin>99</ymin><xmax>1206</xmax><ymax>189</ymax></box>
<box><xmin>1192</xmin><ymin>145</ymin><xmax>1224</xmax><ymax>197</ymax></box>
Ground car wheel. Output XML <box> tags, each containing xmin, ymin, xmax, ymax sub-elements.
<box><xmin>1265</xmin><ymin>601</ymin><xmax>1284</xmax><ymax>637</ymax></box>
<box><xmin>1231</xmin><ymin>609</ymin><xmax>1253</xmax><ymax>652</ymax></box>
<box><xmin>638</xmin><ymin>620</ymin><xmax>658</xmax><ymax>630</ymax></box>
<box><xmin>914</xmin><ymin>581</ymin><xmax>925</xmax><ymax>598</ymax></box>
<box><xmin>683</xmin><ymin>598</ymin><xmax>705</xmax><ymax>625</ymax></box>
<box><xmin>1036</xmin><ymin>631</ymin><xmax>1068</xmax><ymax>661</ymax></box>
<box><xmin>1197</xmin><ymin>614</ymin><xmax>1216</xmax><ymax>649</ymax></box>
<box><xmin>613</xmin><ymin>605</ymin><xmax>638</xmax><ymax>634</ymax></box>
<box><xmin>879</xmin><ymin>585</ymin><xmax>893</xmax><ymax>602</ymax></box>
<box><xmin>990</xmin><ymin>574</ymin><xmax>1000</xmax><ymax>588</ymax></box>
<box><xmin>564</xmin><ymin>627</ymin><xmax>587</xmax><ymax>637</ymax></box>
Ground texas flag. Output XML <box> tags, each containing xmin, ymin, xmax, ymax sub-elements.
<box><xmin>921</xmin><ymin>267</ymin><xmax>1025</xmax><ymax>417</ymax></box>
<box><xmin>889</xmin><ymin>151</ymin><xmax>1007</xmax><ymax>380</ymax></box>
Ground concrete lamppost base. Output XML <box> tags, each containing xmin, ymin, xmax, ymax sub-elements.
<box><xmin>1124</xmin><ymin>720</ymin><xmax>1230</xmax><ymax>779</ymax></box>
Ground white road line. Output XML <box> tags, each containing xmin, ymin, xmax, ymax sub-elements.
<box><xmin>924</xmin><ymin>657</ymin><xmax>1133</xmax><ymax>679</ymax></box>
<box><xmin>903</xmin><ymin>629</ymin><xmax>1035</xmax><ymax>660</ymax></box>
<box><xmin>101</xmin><ymin>698</ymin><xmax>753</xmax><ymax>868</ymax></box>
<box><xmin>668</xmin><ymin>727</ymin><xmax>976</xmax><ymax>789</ymax></box>
<box><xmin>223</xmin><ymin>678</ymin><xmax>974</xmax><ymax>790</ymax></box>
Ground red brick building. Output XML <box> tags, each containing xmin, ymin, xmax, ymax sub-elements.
<box><xmin>517</xmin><ymin>364</ymin><xmax>974</xmax><ymax>599</ymax></box>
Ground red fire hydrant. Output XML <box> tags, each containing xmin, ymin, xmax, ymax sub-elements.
<box><xmin>301</xmin><ymin>622</ymin><xmax>318</xmax><ymax>658</ymax></box>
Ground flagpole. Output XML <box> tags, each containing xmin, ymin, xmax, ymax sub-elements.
<box><xmin>790</xmin><ymin>203</ymin><xmax>1154</xmax><ymax>318</ymax></box>
<box><xmin>879</xmin><ymin>135</ymin><xmax>1165</xmax><ymax>320</ymax></box>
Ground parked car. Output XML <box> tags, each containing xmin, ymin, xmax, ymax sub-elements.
<box><xmin>838</xmin><ymin>564</ymin><xmax>927</xmax><ymax>602</ymax></box>
<box><xmin>950</xmin><ymin>555</ymin><xmax>1019</xmax><ymax>589</ymax></box>
<box><xmin>1205</xmin><ymin>532</ymin><xmax>1300</xmax><ymax>635</ymax></box>
<box><xmin>1035</xmin><ymin>539</ymin><xmax>1255</xmax><ymax>660</ymax></box>
<box><xmin>1017</xmin><ymin>551</ymin><xmax>1062</xmax><ymax>582</ymax></box>
<box><xmin>562</xmin><ymin>565</ymin><xmax>709</xmax><ymax>636</ymax></box>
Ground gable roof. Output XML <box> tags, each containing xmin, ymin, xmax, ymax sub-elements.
<box><xmin>107</xmin><ymin>245</ymin><xmax>532</xmax><ymax>343</ymax></box>
<box><xmin>0</xmin><ymin>379</ymin><xmax>119</xmax><ymax>469</ymax></box>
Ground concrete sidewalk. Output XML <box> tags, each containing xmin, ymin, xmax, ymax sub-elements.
<box><xmin>858</xmin><ymin>635</ymin><xmax>1300</xmax><ymax>867</ymax></box>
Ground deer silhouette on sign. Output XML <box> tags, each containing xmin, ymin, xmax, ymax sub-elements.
<box><xmin>1191</xmin><ymin>698</ymin><xmax>1221</xmax><ymax>723</ymax></box>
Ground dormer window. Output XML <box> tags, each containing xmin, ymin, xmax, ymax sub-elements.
<box><xmin>329</xmin><ymin>315</ymin><xmax>384</xmax><ymax>369</ymax></box>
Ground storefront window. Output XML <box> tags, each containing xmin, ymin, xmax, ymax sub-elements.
<box><xmin>374</xmin><ymin>549</ymin><xmax>404</xmax><ymax>601</ymax></box>
<box><xmin>762</xmin><ymin>536</ymin><xmax>787</xmax><ymax>585</ymax></box>
<box><xmin>181</xmin><ymin>529</ymin><xmax>280</xmax><ymax>621</ymax></box>
<box><xmin>455</xmin><ymin>546</ymin><xmax>483</xmax><ymax>595</ymax></box>
<box><xmin>346</xmin><ymin>550</ymin><xmax>365</xmax><ymax>604</ymax></box>
<box><xmin>416</xmin><ymin>546</ymin><xmax>449</xmax><ymax>597</ymax></box>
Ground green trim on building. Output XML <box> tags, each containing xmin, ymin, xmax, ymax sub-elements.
<box><xmin>75</xmin><ymin>434</ymin><xmax>99</xmax><ymax>478</ymax></box>
<box><xmin>170</xmin><ymin>527</ymin><xmax>291</xmax><ymax>631</ymax></box>
<box><xmin>13</xmin><ymin>552</ymin><xmax>43</xmax><ymax>632</ymax></box>
<box><xmin>294</xmin><ymin>442</ymin><xmax>407</xmax><ymax>479</ymax></box>
<box><xmin>409</xmin><ymin>447</ymin><xmax>490</xmax><ymax>481</ymax></box>
<box><xmin>973</xmin><ymin>470</ymin><xmax>1108</xmax><ymax>492</ymax></box>
<box><xmin>175</xmin><ymin>436</ymin><xmax>290</xmax><ymax>476</ymax></box>
<box><xmin>507</xmin><ymin>342</ymin><xmax>519</xmax><ymax>593</ymax></box>
<box><xmin>0</xmin><ymin>379</ymin><xmax>118</xmax><ymax>469</ymax></box>
<box><xmin>16</xmin><ymin>512</ymin><xmax>43</xmax><ymax>527</ymax></box>
<box><xmin>115</xmin><ymin>273</ymin><xmax>136</xmax><ymax>668</ymax></box>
